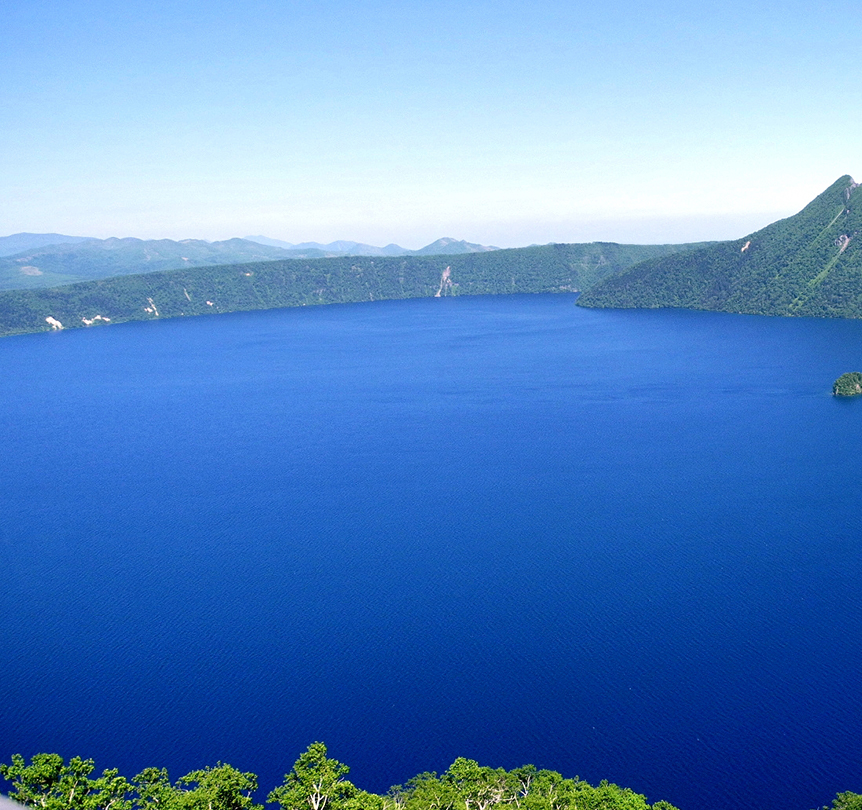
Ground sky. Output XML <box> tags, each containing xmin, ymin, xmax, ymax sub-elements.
<box><xmin>2</xmin><ymin>0</ymin><xmax>860</xmax><ymax>248</ymax></box>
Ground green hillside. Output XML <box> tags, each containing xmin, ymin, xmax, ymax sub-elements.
<box><xmin>577</xmin><ymin>176</ymin><xmax>862</xmax><ymax>317</ymax></box>
<box><xmin>0</xmin><ymin>241</ymin><xmax>707</xmax><ymax>338</ymax></box>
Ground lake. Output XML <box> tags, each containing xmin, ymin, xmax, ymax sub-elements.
<box><xmin>2</xmin><ymin>294</ymin><xmax>862</xmax><ymax>810</ymax></box>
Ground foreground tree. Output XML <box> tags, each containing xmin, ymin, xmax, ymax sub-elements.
<box><xmin>174</xmin><ymin>765</ymin><xmax>262</xmax><ymax>810</ymax></box>
<box><xmin>267</xmin><ymin>744</ymin><xmax>357</xmax><ymax>810</ymax></box>
<box><xmin>823</xmin><ymin>792</ymin><xmax>862</xmax><ymax>810</ymax></box>
<box><xmin>0</xmin><ymin>757</ymin><xmax>260</xmax><ymax>810</ymax></box>
<box><xmin>442</xmin><ymin>759</ymin><xmax>510</xmax><ymax>810</ymax></box>
<box><xmin>0</xmin><ymin>754</ymin><xmax>131</xmax><ymax>810</ymax></box>
<box><xmin>131</xmin><ymin>767</ymin><xmax>177</xmax><ymax>810</ymax></box>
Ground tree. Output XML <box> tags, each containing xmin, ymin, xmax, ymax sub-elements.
<box><xmin>397</xmin><ymin>772</ymin><xmax>458</xmax><ymax>810</ymax></box>
<box><xmin>830</xmin><ymin>793</ymin><xmax>862</xmax><ymax>810</ymax></box>
<box><xmin>341</xmin><ymin>791</ymin><xmax>384</xmax><ymax>810</ymax></box>
<box><xmin>0</xmin><ymin>754</ymin><xmax>132</xmax><ymax>810</ymax></box>
<box><xmin>132</xmin><ymin>768</ymin><xmax>179</xmax><ymax>810</ymax></box>
<box><xmin>442</xmin><ymin>759</ymin><xmax>510</xmax><ymax>810</ymax></box>
<box><xmin>267</xmin><ymin>744</ymin><xmax>356</xmax><ymax>810</ymax></box>
<box><xmin>517</xmin><ymin>769</ymin><xmax>581</xmax><ymax>810</ymax></box>
<box><xmin>174</xmin><ymin>764</ymin><xmax>261</xmax><ymax>810</ymax></box>
<box><xmin>589</xmin><ymin>780</ymin><xmax>651</xmax><ymax>810</ymax></box>
<box><xmin>86</xmin><ymin>769</ymin><xmax>133</xmax><ymax>810</ymax></box>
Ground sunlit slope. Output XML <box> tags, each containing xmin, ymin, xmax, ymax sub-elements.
<box><xmin>578</xmin><ymin>176</ymin><xmax>862</xmax><ymax>317</ymax></box>
<box><xmin>0</xmin><ymin>241</ymin><xmax>708</xmax><ymax>337</ymax></box>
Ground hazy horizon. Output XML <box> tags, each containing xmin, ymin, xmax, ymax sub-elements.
<box><xmin>1</xmin><ymin>207</ymin><xmax>791</xmax><ymax>252</ymax></box>
<box><xmin>2</xmin><ymin>0</ymin><xmax>858</xmax><ymax>247</ymax></box>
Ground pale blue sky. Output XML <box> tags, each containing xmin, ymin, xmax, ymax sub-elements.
<box><xmin>2</xmin><ymin>0</ymin><xmax>859</xmax><ymax>247</ymax></box>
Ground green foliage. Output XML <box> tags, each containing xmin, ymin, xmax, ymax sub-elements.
<box><xmin>131</xmin><ymin>767</ymin><xmax>177</xmax><ymax>810</ymax></box>
<box><xmin>812</xmin><ymin>792</ymin><xmax>862</xmax><ymax>810</ymax></box>
<box><xmin>442</xmin><ymin>758</ymin><xmax>509</xmax><ymax>810</ymax></box>
<box><xmin>830</xmin><ymin>792</ymin><xmax>862</xmax><ymax>810</ymax></box>
<box><xmin>341</xmin><ymin>792</ymin><xmax>384</xmax><ymax>810</ymax></box>
<box><xmin>1</xmin><ymin>749</ymin><xmax>682</xmax><ymax>810</ymax></box>
<box><xmin>5</xmin><ymin>747</ymin><xmax>859</xmax><ymax>810</ymax></box>
<box><xmin>267</xmin><ymin>743</ymin><xmax>356</xmax><ymax>810</ymax></box>
<box><xmin>832</xmin><ymin>372</ymin><xmax>862</xmax><ymax>396</ymax></box>
<box><xmin>174</xmin><ymin>765</ymin><xmax>262</xmax><ymax>810</ymax></box>
<box><xmin>387</xmin><ymin>760</ymin><xmax>672</xmax><ymax>810</ymax></box>
<box><xmin>578</xmin><ymin>176</ymin><xmax>862</xmax><ymax>319</ymax></box>
<box><xmin>0</xmin><ymin>754</ymin><xmax>131</xmax><ymax>810</ymax></box>
<box><xmin>0</xmin><ymin>241</ymin><xmax>709</xmax><ymax>338</ymax></box>
<box><xmin>0</xmin><ymin>756</ymin><xmax>261</xmax><ymax>810</ymax></box>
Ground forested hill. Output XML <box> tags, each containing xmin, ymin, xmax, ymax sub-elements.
<box><xmin>577</xmin><ymin>176</ymin><xmax>862</xmax><ymax>317</ymax></box>
<box><xmin>0</xmin><ymin>241</ymin><xmax>708</xmax><ymax>338</ymax></box>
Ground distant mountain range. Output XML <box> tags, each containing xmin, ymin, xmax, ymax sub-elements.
<box><xmin>244</xmin><ymin>235</ymin><xmax>410</xmax><ymax>256</ymax></box>
<box><xmin>243</xmin><ymin>235</ymin><xmax>499</xmax><ymax>257</ymax></box>
<box><xmin>578</xmin><ymin>175</ymin><xmax>862</xmax><ymax>318</ymax></box>
<box><xmin>0</xmin><ymin>233</ymin><xmax>500</xmax><ymax>290</ymax></box>
<box><xmin>0</xmin><ymin>232</ymin><xmax>92</xmax><ymax>257</ymax></box>
<box><xmin>0</xmin><ymin>237</ymin><xmax>297</xmax><ymax>290</ymax></box>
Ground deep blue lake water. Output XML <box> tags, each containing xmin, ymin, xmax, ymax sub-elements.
<box><xmin>2</xmin><ymin>294</ymin><xmax>862</xmax><ymax>810</ymax></box>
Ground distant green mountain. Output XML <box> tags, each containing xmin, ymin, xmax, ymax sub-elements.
<box><xmin>0</xmin><ymin>235</ymin><xmax>506</xmax><ymax>291</ymax></box>
<box><xmin>0</xmin><ymin>241</ymin><xmax>709</xmax><ymax>337</ymax></box>
<box><xmin>245</xmin><ymin>235</ymin><xmax>412</xmax><ymax>256</ymax></box>
<box><xmin>245</xmin><ymin>235</ymin><xmax>500</xmax><ymax>256</ymax></box>
<box><xmin>0</xmin><ymin>237</ymin><xmax>316</xmax><ymax>290</ymax></box>
<box><xmin>413</xmin><ymin>237</ymin><xmax>500</xmax><ymax>255</ymax></box>
<box><xmin>577</xmin><ymin>175</ymin><xmax>862</xmax><ymax>317</ymax></box>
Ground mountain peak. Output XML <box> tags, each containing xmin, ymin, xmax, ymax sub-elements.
<box><xmin>578</xmin><ymin>174</ymin><xmax>862</xmax><ymax>318</ymax></box>
<box><xmin>414</xmin><ymin>238</ymin><xmax>500</xmax><ymax>256</ymax></box>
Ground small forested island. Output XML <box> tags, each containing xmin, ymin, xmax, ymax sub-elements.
<box><xmin>832</xmin><ymin>372</ymin><xmax>862</xmax><ymax>396</ymax></box>
<box><xmin>2</xmin><ymin>744</ymin><xmax>860</xmax><ymax>810</ymax></box>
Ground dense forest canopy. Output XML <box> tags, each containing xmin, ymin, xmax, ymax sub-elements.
<box><xmin>2</xmin><ymin>745</ymin><xmax>859</xmax><ymax>810</ymax></box>
<box><xmin>0</xmin><ymin>745</ymin><xmax>678</xmax><ymax>810</ymax></box>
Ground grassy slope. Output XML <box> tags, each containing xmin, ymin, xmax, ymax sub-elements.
<box><xmin>578</xmin><ymin>176</ymin><xmax>862</xmax><ymax>317</ymax></box>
